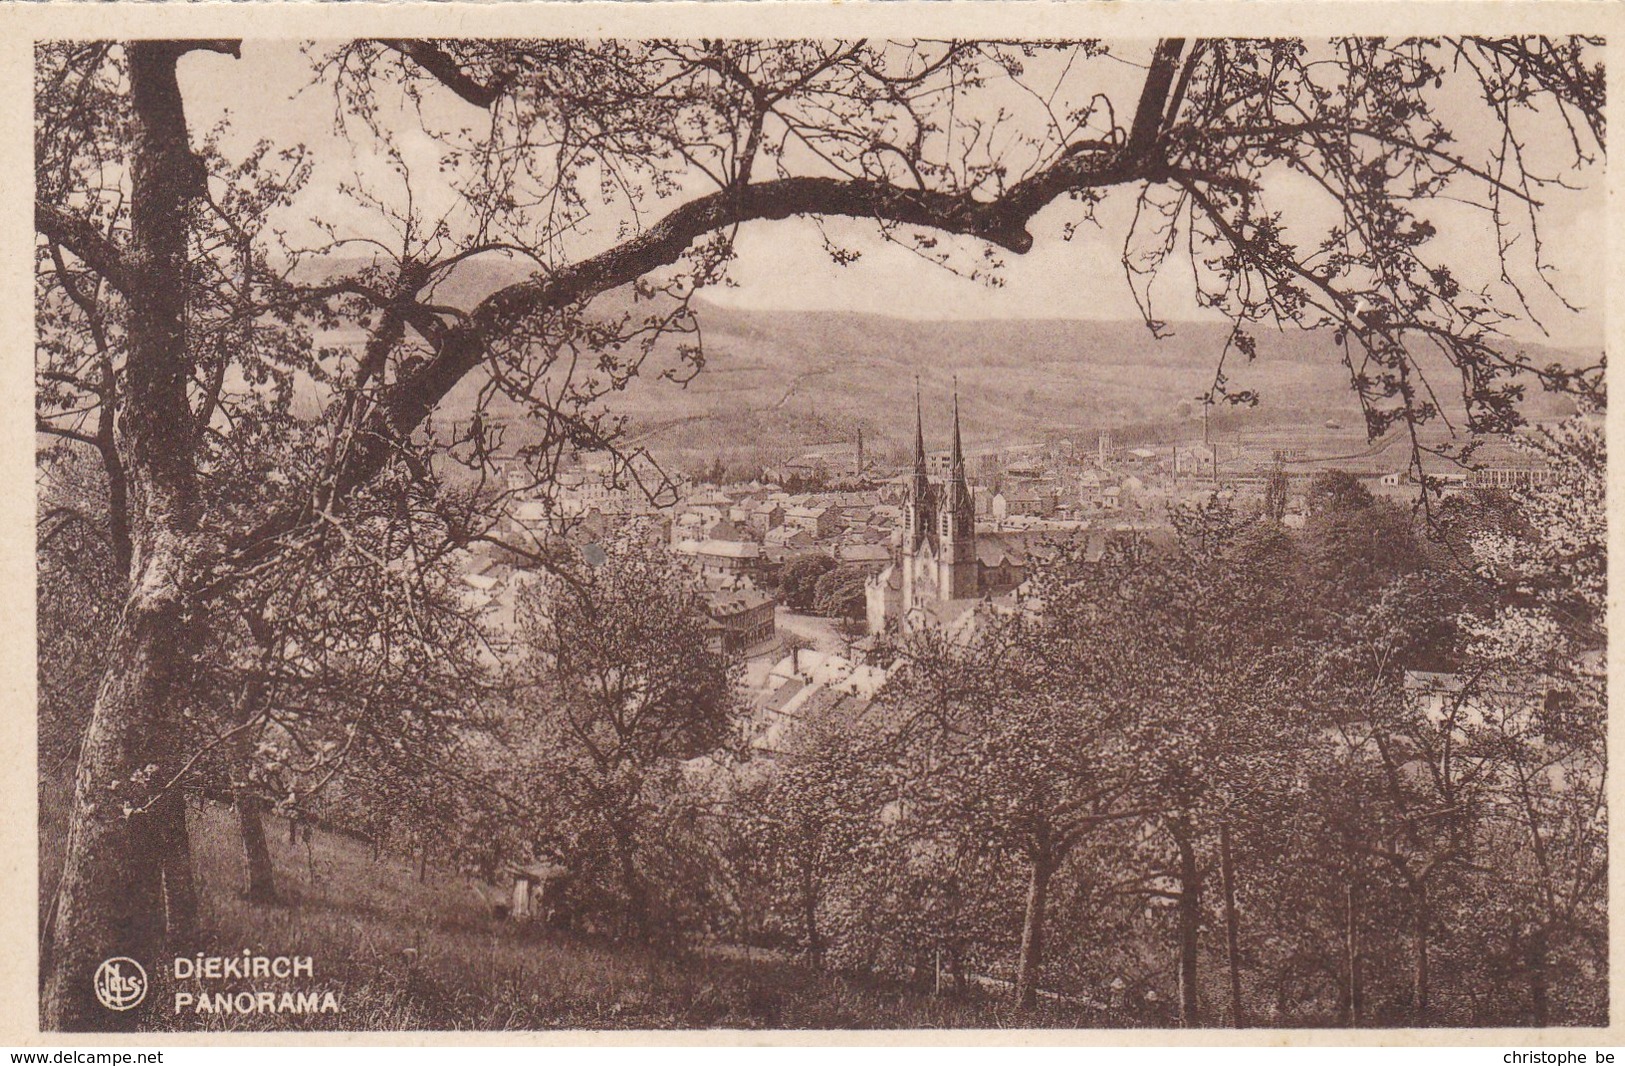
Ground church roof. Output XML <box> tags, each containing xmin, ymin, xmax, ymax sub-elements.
<box><xmin>945</xmin><ymin>389</ymin><xmax>973</xmax><ymax>515</ymax></box>
<box><xmin>913</xmin><ymin>380</ymin><xmax>929</xmax><ymax>483</ymax></box>
<box><xmin>912</xmin><ymin>596</ymin><xmax>981</xmax><ymax>629</ymax></box>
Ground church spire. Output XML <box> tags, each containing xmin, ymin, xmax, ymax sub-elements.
<box><xmin>913</xmin><ymin>376</ymin><xmax>928</xmax><ymax>481</ymax></box>
<box><xmin>950</xmin><ymin>379</ymin><xmax>965</xmax><ymax>475</ymax></box>
<box><xmin>906</xmin><ymin>375</ymin><xmax>932</xmax><ymax>552</ymax></box>
<box><xmin>947</xmin><ymin>379</ymin><xmax>972</xmax><ymax>519</ymax></box>
<box><xmin>936</xmin><ymin>378</ymin><xmax>977</xmax><ymax>601</ymax></box>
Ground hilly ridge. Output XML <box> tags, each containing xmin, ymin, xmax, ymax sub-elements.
<box><xmin>335</xmin><ymin>256</ymin><xmax>1583</xmax><ymax>465</ymax></box>
<box><xmin>461</xmin><ymin>301</ymin><xmax>1580</xmax><ymax>465</ymax></box>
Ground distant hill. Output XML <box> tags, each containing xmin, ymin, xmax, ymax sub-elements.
<box><xmin>311</xmin><ymin>257</ymin><xmax>1583</xmax><ymax>466</ymax></box>
<box><xmin>447</xmin><ymin>301</ymin><xmax>1579</xmax><ymax>465</ymax></box>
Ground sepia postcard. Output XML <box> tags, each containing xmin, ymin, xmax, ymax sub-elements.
<box><xmin>3</xmin><ymin>0</ymin><xmax>1621</xmax><ymax>1047</ymax></box>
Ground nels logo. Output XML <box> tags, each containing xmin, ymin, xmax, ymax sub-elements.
<box><xmin>93</xmin><ymin>957</ymin><xmax>148</xmax><ymax>1011</ymax></box>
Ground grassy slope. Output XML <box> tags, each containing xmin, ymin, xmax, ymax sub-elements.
<box><xmin>155</xmin><ymin>801</ymin><xmax>1091</xmax><ymax>1031</ymax></box>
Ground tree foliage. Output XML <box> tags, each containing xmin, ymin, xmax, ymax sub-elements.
<box><xmin>513</xmin><ymin>529</ymin><xmax>744</xmax><ymax>939</ymax></box>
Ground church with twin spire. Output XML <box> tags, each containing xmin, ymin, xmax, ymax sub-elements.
<box><xmin>865</xmin><ymin>388</ymin><xmax>1028</xmax><ymax>635</ymax></box>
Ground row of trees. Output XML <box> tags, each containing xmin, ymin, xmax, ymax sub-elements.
<box><xmin>310</xmin><ymin>430</ymin><xmax>1600</xmax><ymax>1027</ymax></box>
<box><xmin>715</xmin><ymin>439</ymin><xmax>1602</xmax><ymax>1026</ymax></box>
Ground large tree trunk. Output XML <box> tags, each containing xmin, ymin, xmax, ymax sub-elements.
<box><xmin>1014</xmin><ymin>856</ymin><xmax>1054</xmax><ymax>1009</ymax></box>
<box><xmin>1218</xmin><ymin>823</ymin><xmax>1243</xmax><ymax>1028</ymax></box>
<box><xmin>1174</xmin><ymin>821</ymin><xmax>1202</xmax><ymax>1027</ymax></box>
<box><xmin>800</xmin><ymin>863</ymin><xmax>823</xmax><ymax>968</ymax></box>
<box><xmin>156</xmin><ymin>792</ymin><xmax>197</xmax><ymax>942</ymax></box>
<box><xmin>236</xmin><ymin>792</ymin><xmax>277</xmax><ymax>903</ymax></box>
<box><xmin>231</xmin><ymin>673</ymin><xmax>277</xmax><ymax>903</ymax></box>
<box><xmin>612</xmin><ymin>824</ymin><xmax>649</xmax><ymax>942</ymax></box>
<box><xmin>43</xmin><ymin>571</ymin><xmax>190</xmax><ymax>1030</ymax></box>
<box><xmin>43</xmin><ymin>41</ymin><xmax>214</xmax><ymax>1030</ymax></box>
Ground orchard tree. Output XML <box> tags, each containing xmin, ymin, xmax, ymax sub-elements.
<box><xmin>739</xmin><ymin>726</ymin><xmax>891</xmax><ymax>966</ymax></box>
<box><xmin>35</xmin><ymin>35</ymin><xmax>1602</xmax><ymax>1028</ymax></box>
<box><xmin>189</xmin><ymin>469</ymin><xmax>490</xmax><ymax>902</ymax></box>
<box><xmin>882</xmin><ymin>598</ymin><xmax>1154</xmax><ymax>1009</ymax></box>
<box><xmin>514</xmin><ymin>529</ymin><xmax>743</xmax><ymax>940</ymax></box>
<box><xmin>1458</xmin><ymin>411</ymin><xmax>1607</xmax><ymax>1024</ymax></box>
<box><xmin>1047</xmin><ymin>528</ymin><xmax>1310</xmax><ymax>1027</ymax></box>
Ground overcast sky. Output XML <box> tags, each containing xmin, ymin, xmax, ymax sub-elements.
<box><xmin>175</xmin><ymin>39</ymin><xmax>1605</xmax><ymax>350</ymax></box>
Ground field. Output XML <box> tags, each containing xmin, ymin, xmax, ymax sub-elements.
<box><xmin>123</xmin><ymin>801</ymin><xmax>1096</xmax><ymax>1031</ymax></box>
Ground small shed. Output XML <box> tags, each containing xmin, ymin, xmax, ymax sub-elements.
<box><xmin>505</xmin><ymin>860</ymin><xmax>570</xmax><ymax>922</ymax></box>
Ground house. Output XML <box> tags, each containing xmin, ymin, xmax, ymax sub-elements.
<box><xmin>685</xmin><ymin>487</ymin><xmax>735</xmax><ymax>509</ymax></box>
<box><xmin>747</xmin><ymin>502</ymin><xmax>785</xmax><ymax>537</ymax></box>
<box><xmin>993</xmin><ymin>487</ymin><xmax>1053</xmax><ymax>520</ymax></box>
<box><xmin>869</xmin><ymin>503</ymin><xmax>904</xmax><ymax>527</ymax></box>
<box><xmin>701</xmin><ymin>588</ymin><xmax>777</xmax><ymax>655</ymax></box>
<box><xmin>761</xmin><ymin>543</ymin><xmax>816</xmax><ymax>567</ymax></box>
<box><xmin>506</xmin><ymin>498</ymin><xmax>553</xmax><ymax>535</ymax></box>
<box><xmin>671</xmin><ymin>506</ymin><xmax>725</xmax><ymax>540</ymax></box>
<box><xmin>841</xmin><ymin>506</ymin><xmax>874</xmax><ymax>531</ymax></box>
<box><xmin>765</xmin><ymin>525</ymin><xmax>813</xmax><ymax>549</ymax></box>
<box><xmin>785</xmin><ymin>504</ymin><xmax>840</xmax><ymax>539</ymax></box>
<box><xmin>706</xmin><ymin>516</ymin><xmax>752</xmax><ymax>543</ymax></box>
<box><xmin>691</xmin><ymin>538</ymin><xmax>763</xmax><ymax>579</ymax></box>
<box><xmin>1175</xmin><ymin>443</ymin><xmax>1217</xmax><ymax>479</ymax></box>
<box><xmin>753</xmin><ymin>649</ymin><xmax>891</xmax><ymax>753</ymax></box>
<box><xmin>1466</xmin><ymin>459</ymin><xmax>1556</xmax><ymax>491</ymax></box>
<box><xmin>837</xmin><ymin>542</ymin><xmax>894</xmax><ymax>573</ymax></box>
